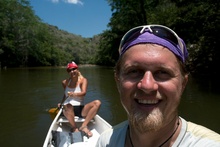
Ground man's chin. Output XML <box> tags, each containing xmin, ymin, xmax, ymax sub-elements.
<box><xmin>129</xmin><ymin>108</ymin><xmax>163</xmax><ymax>133</ymax></box>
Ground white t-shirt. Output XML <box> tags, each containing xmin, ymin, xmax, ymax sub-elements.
<box><xmin>96</xmin><ymin>117</ymin><xmax>220</xmax><ymax>147</ymax></box>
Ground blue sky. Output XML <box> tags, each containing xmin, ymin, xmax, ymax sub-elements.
<box><xmin>29</xmin><ymin>0</ymin><xmax>112</xmax><ymax>38</ymax></box>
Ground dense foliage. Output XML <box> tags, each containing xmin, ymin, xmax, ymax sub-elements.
<box><xmin>97</xmin><ymin>0</ymin><xmax>220</xmax><ymax>75</ymax></box>
<box><xmin>0</xmin><ymin>0</ymin><xmax>99</xmax><ymax>67</ymax></box>
<box><xmin>0</xmin><ymin>0</ymin><xmax>219</xmax><ymax>75</ymax></box>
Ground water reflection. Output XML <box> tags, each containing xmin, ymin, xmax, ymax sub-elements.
<box><xmin>179</xmin><ymin>76</ymin><xmax>220</xmax><ymax>133</ymax></box>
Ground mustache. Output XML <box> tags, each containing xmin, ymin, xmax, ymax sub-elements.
<box><xmin>134</xmin><ymin>91</ymin><xmax>162</xmax><ymax>99</ymax></box>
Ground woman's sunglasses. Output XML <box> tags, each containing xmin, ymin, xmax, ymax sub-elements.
<box><xmin>67</xmin><ymin>68</ymin><xmax>77</xmax><ymax>73</ymax></box>
<box><xmin>119</xmin><ymin>25</ymin><xmax>184</xmax><ymax>56</ymax></box>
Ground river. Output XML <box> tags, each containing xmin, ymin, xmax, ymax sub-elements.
<box><xmin>0</xmin><ymin>66</ymin><xmax>219</xmax><ymax>146</ymax></box>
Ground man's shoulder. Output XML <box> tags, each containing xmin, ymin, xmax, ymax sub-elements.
<box><xmin>112</xmin><ymin>120</ymin><xmax>128</xmax><ymax>130</ymax></box>
<box><xmin>96</xmin><ymin>121</ymin><xmax>128</xmax><ymax>147</ymax></box>
<box><xmin>99</xmin><ymin>120</ymin><xmax>128</xmax><ymax>139</ymax></box>
<box><xmin>187</xmin><ymin>121</ymin><xmax>220</xmax><ymax>141</ymax></box>
<box><xmin>174</xmin><ymin>117</ymin><xmax>220</xmax><ymax>146</ymax></box>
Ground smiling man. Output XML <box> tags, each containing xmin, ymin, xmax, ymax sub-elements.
<box><xmin>96</xmin><ymin>25</ymin><xmax>220</xmax><ymax>147</ymax></box>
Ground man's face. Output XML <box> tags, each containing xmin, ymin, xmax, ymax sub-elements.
<box><xmin>115</xmin><ymin>44</ymin><xmax>188</xmax><ymax>132</ymax></box>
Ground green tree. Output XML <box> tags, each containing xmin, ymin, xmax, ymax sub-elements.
<box><xmin>172</xmin><ymin>0</ymin><xmax>220</xmax><ymax>75</ymax></box>
<box><xmin>0</xmin><ymin>0</ymin><xmax>44</xmax><ymax>67</ymax></box>
<box><xmin>0</xmin><ymin>0</ymin><xmax>97</xmax><ymax>67</ymax></box>
<box><xmin>96</xmin><ymin>0</ymin><xmax>151</xmax><ymax>66</ymax></box>
<box><xmin>97</xmin><ymin>0</ymin><xmax>220</xmax><ymax>75</ymax></box>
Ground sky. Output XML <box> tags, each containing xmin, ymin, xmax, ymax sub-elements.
<box><xmin>29</xmin><ymin>0</ymin><xmax>112</xmax><ymax>38</ymax></box>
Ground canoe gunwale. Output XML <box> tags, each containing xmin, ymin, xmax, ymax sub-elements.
<box><xmin>43</xmin><ymin>108</ymin><xmax>112</xmax><ymax>147</ymax></box>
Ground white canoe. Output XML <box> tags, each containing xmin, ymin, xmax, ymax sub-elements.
<box><xmin>43</xmin><ymin>108</ymin><xmax>112</xmax><ymax>147</ymax></box>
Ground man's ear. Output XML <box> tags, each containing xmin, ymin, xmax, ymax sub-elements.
<box><xmin>182</xmin><ymin>74</ymin><xmax>188</xmax><ymax>92</ymax></box>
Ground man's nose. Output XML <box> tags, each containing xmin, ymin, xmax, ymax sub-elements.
<box><xmin>137</xmin><ymin>71</ymin><xmax>158</xmax><ymax>93</ymax></box>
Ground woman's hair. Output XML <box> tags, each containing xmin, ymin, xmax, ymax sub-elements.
<box><xmin>78</xmin><ymin>71</ymin><xmax>84</xmax><ymax>80</ymax></box>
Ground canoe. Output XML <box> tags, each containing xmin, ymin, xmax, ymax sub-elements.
<box><xmin>43</xmin><ymin>108</ymin><xmax>112</xmax><ymax>147</ymax></box>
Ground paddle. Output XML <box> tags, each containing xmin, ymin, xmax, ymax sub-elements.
<box><xmin>48</xmin><ymin>95</ymin><xmax>70</xmax><ymax>119</ymax></box>
<box><xmin>48</xmin><ymin>107</ymin><xmax>60</xmax><ymax>119</ymax></box>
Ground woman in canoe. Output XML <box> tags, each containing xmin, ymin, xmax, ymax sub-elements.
<box><xmin>58</xmin><ymin>61</ymin><xmax>101</xmax><ymax>137</ymax></box>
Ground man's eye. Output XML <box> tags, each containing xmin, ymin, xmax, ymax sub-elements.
<box><xmin>128</xmin><ymin>69</ymin><xmax>138</xmax><ymax>74</ymax></box>
<box><xmin>126</xmin><ymin>69</ymin><xmax>144</xmax><ymax>75</ymax></box>
<box><xmin>154</xmin><ymin>70</ymin><xmax>171</xmax><ymax>81</ymax></box>
<box><xmin>122</xmin><ymin>69</ymin><xmax>144</xmax><ymax>79</ymax></box>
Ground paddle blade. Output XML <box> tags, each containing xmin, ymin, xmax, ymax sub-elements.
<box><xmin>48</xmin><ymin>107</ymin><xmax>59</xmax><ymax>119</ymax></box>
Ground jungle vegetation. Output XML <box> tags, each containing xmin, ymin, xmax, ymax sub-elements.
<box><xmin>0</xmin><ymin>0</ymin><xmax>219</xmax><ymax>76</ymax></box>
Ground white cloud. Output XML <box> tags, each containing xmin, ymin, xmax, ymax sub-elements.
<box><xmin>64</xmin><ymin>0</ymin><xmax>83</xmax><ymax>5</ymax></box>
<box><xmin>50</xmin><ymin>0</ymin><xmax>83</xmax><ymax>5</ymax></box>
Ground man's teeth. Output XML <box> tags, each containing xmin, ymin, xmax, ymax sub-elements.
<box><xmin>138</xmin><ymin>99</ymin><xmax>158</xmax><ymax>104</ymax></box>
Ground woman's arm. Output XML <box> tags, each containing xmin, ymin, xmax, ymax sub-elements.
<box><xmin>58</xmin><ymin>79</ymin><xmax>68</xmax><ymax>107</ymax></box>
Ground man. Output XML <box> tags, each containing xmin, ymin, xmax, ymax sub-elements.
<box><xmin>96</xmin><ymin>25</ymin><xmax>220</xmax><ymax>147</ymax></box>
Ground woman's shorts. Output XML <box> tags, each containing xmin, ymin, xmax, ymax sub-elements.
<box><xmin>73</xmin><ymin>105</ymin><xmax>84</xmax><ymax>118</ymax></box>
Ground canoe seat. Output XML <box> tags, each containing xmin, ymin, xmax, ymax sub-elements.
<box><xmin>57</xmin><ymin>116</ymin><xmax>94</xmax><ymax>124</ymax></box>
<box><xmin>57</xmin><ymin>116</ymin><xmax>85</xmax><ymax>123</ymax></box>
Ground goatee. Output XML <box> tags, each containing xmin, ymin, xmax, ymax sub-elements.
<box><xmin>129</xmin><ymin>107</ymin><xmax>163</xmax><ymax>133</ymax></box>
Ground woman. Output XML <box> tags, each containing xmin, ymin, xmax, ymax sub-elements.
<box><xmin>58</xmin><ymin>61</ymin><xmax>101</xmax><ymax>137</ymax></box>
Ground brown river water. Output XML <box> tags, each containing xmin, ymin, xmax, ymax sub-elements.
<box><xmin>0</xmin><ymin>66</ymin><xmax>219</xmax><ymax>147</ymax></box>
